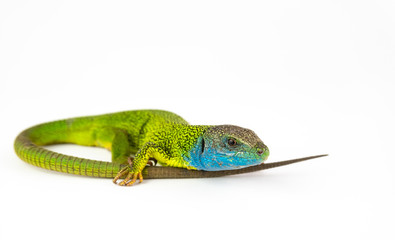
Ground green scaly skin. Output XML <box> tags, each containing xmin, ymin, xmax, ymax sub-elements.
<box><xmin>15</xmin><ymin>110</ymin><xmax>206</xmax><ymax>184</ymax></box>
<box><xmin>14</xmin><ymin>110</ymin><xmax>326</xmax><ymax>186</ymax></box>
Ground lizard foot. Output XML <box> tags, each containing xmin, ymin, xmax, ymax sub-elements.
<box><xmin>119</xmin><ymin>171</ymin><xmax>143</xmax><ymax>186</ymax></box>
<box><xmin>112</xmin><ymin>163</ymin><xmax>144</xmax><ymax>186</ymax></box>
<box><xmin>112</xmin><ymin>166</ymin><xmax>144</xmax><ymax>186</ymax></box>
<box><xmin>112</xmin><ymin>157</ymin><xmax>147</xmax><ymax>186</ymax></box>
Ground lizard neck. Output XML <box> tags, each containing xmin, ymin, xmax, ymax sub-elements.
<box><xmin>170</xmin><ymin>125</ymin><xmax>210</xmax><ymax>169</ymax></box>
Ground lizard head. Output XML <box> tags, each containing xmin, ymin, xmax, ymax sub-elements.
<box><xmin>190</xmin><ymin>125</ymin><xmax>269</xmax><ymax>171</ymax></box>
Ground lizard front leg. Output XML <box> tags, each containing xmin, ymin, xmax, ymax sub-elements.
<box><xmin>113</xmin><ymin>142</ymin><xmax>167</xmax><ymax>186</ymax></box>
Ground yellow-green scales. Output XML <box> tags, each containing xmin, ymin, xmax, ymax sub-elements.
<box><xmin>14</xmin><ymin>110</ymin><xmax>270</xmax><ymax>186</ymax></box>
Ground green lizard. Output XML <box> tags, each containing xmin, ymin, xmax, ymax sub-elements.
<box><xmin>14</xmin><ymin>110</ymin><xmax>326</xmax><ymax>186</ymax></box>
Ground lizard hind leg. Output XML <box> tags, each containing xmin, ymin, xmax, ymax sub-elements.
<box><xmin>109</xmin><ymin>129</ymin><xmax>135</xmax><ymax>164</ymax></box>
<box><xmin>93</xmin><ymin>127</ymin><xmax>136</xmax><ymax>164</ymax></box>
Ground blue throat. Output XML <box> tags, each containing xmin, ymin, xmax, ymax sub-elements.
<box><xmin>185</xmin><ymin>136</ymin><xmax>207</xmax><ymax>170</ymax></box>
<box><xmin>185</xmin><ymin>136</ymin><xmax>264</xmax><ymax>171</ymax></box>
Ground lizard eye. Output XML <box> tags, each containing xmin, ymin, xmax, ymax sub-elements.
<box><xmin>227</xmin><ymin>138</ymin><xmax>237</xmax><ymax>146</ymax></box>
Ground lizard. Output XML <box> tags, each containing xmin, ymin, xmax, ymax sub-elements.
<box><xmin>14</xmin><ymin>109</ymin><xmax>327</xmax><ymax>186</ymax></box>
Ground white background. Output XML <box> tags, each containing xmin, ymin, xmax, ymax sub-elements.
<box><xmin>1</xmin><ymin>1</ymin><xmax>394</xmax><ymax>240</ymax></box>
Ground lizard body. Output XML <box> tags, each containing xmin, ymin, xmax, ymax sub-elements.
<box><xmin>14</xmin><ymin>110</ymin><xmax>324</xmax><ymax>186</ymax></box>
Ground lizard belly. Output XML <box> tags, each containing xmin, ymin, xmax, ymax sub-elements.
<box><xmin>152</xmin><ymin>152</ymin><xmax>191</xmax><ymax>169</ymax></box>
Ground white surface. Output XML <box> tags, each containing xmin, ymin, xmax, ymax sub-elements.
<box><xmin>1</xmin><ymin>1</ymin><xmax>394</xmax><ymax>240</ymax></box>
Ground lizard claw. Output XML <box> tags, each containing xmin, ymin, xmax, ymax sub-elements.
<box><xmin>113</xmin><ymin>157</ymin><xmax>145</xmax><ymax>186</ymax></box>
<box><xmin>113</xmin><ymin>166</ymin><xmax>143</xmax><ymax>186</ymax></box>
<box><xmin>112</xmin><ymin>166</ymin><xmax>129</xmax><ymax>184</ymax></box>
<box><xmin>118</xmin><ymin>172</ymin><xmax>143</xmax><ymax>186</ymax></box>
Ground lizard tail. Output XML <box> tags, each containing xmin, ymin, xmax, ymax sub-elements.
<box><xmin>14</xmin><ymin>119</ymin><xmax>125</xmax><ymax>178</ymax></box>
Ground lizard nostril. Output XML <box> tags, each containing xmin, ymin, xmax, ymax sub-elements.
<box><xmin>257</xmin><ymin>149</ymin><xmax>264</xmax><ymax>155</ymax></box>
